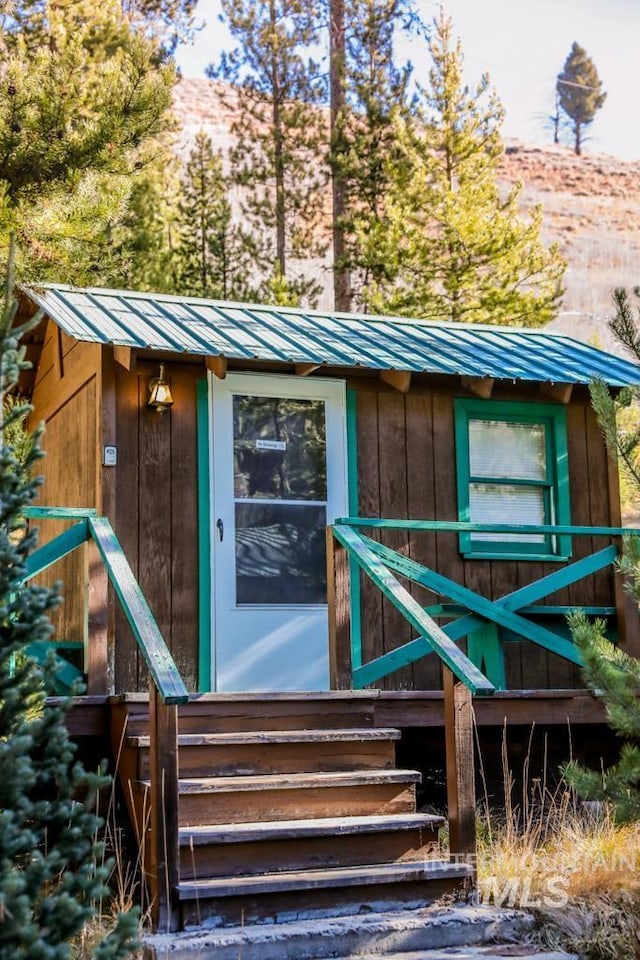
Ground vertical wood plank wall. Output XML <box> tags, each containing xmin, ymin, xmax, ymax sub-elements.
<box><xmin>350</xmin><ymin>379</ymin><xmax>620</xmax><ymax>692</ymax></box>
<box><xmin>113</xmin><ymin>362</ymin><xmax>200</xmax><ymax>692</ymax></box>
<box><xmin>29</xmin><ymin>322</ymin><xmax>101</xmax><ymax>654</ymax></box>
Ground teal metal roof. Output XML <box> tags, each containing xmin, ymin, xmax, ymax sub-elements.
<box><xmin>21</xmin><ymin>284</ymin><xmax>640</xmax><ymax>387</ymax></box>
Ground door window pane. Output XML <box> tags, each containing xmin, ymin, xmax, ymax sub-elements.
<box><xmin>233</xmin><ymin>395</ymin><xmax>327</xmax><ymax>500</ymax></box>
<box><xmin>469</xmin><ymin>420</ymin><xmax>546</xmax><ymax>480</ymax></box>
<box><xmin>235</xmin><ymin>502</ymin><xmax>327</xmax><ymax>604</ymax></box>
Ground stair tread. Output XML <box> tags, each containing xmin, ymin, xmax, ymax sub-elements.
<box><xmin>178</xmin><ymin>812</ymin><xmax>444</xmax><ymax>845</ymax></box>
<box><xmin>177</xmin><ymin>859</ymin><xmax>472</xmax><ymax>900</ymax></box>
<box><xmin>142</xmin><ymin>904</ymin><xmax>536</xmax><ymax>957</ymax></box>
<box><xmin>338</xmin><ymin>952</ymin><xmax>575</xmax><ymax>959</ymax></box>
<box><xmin>128</xmin><ymin>727</ymin><xmax>401</xmax><ymax>747</ymax></box>
<box><xmin>138</xmin><ymin>768</ymin><xmax>422</xmax><ymax>794</ymax></box>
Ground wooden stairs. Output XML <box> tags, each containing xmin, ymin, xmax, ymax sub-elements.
<box><xmin>111</xmin><ymin>693</ymin><xmax>473</xmax><ymax>930</ymax></box>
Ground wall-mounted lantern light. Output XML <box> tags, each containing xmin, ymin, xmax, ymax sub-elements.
<box><xmin>148</xmin><ymin>363</ymin><xmax>173</xmax><ymax>413</ymax></box>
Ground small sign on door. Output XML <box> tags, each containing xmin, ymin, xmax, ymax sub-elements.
<box><xmin>255</xmin><ymin>439</ymin><xmax>287</xmax><ymax>451</ymax></box>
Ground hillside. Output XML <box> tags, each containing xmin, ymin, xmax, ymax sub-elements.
<box><xmin>499</xmin><ymin>143</ymin><xmax>640</xmax><ymax>347</ymax></box>
<box><xmin>173</xmin><ymin>78</ymin><xmax>640</xmax><ymax>347</ymax></box>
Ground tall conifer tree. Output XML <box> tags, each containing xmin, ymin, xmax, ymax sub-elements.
<box><xmin>0</xmin><ymin>2</ymin><xmax>175</xmax><ymax>949</ymax></box>
<box><xmin>108</xmin><ymin>157</ymin><xmax>181</xmax><ymax>293</ymax></box>
<box><xmin>557</xmin><ymin>42</ymin><xmax>606</xmax><ymax>156</ymax></box>
<box><xmin>176</xmin><ymin>131</ymin><xmax>255</xmax><ymax>300</ymax></box>
<box><xmin>207</xmin><ymin>0</ymin><xmax>329</xmax><ymax>305</ymax></box>
<box><xmin>5</xmin><ymin>0</ymin><xmax>196</xmax><ymax>56</ymax></box>
<box><xmin>565</xmin><ymin>287</ymin><xmax>640</xmax><ymax>820</ymax></box>
<box><xmin>0</xmin><ymin>246</ymin><xmax>139</xmax><ymax>959</ymax></box>
<box><xmin>330</xmin><ymin>0</ymin><xmax>417</xmax><ymax>311</ymax></box>
<box><xmin>0</xmin><ymin>0</ymin><xmax>174</xmax><ymax>282</ymax></box>
<box><xmin>369</xmin><ymin>12</ymin><xmax>565</xmax><ymax>326</ymax></box>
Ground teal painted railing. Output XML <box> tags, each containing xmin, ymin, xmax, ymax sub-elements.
<box><xmin>25</xmin><ymin>506</ymin><xmax>186</xmax><ymax>930</ymax></box>
<box><xmin>330</xmin><ymin>518</ymin><xmax>637</xmax><ymax>694</ymax></box>
<box><xmin>25</xmin><ymin>506</ymin><xmax>188</xmax><ymax>705</ymax></box>
<box><xmin>331</xmin><ymin>523</ymin><xmax>495</xmax><ymax>696</ymax></box>
<box><xmin>328</xmin><ymin>517</ymin><xmax>638</xmax><ymax>865</ymax></box>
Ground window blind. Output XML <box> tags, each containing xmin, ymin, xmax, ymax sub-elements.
<box><xmin>469</xmin><ymin>420</ymin><xmax>546</xmax><ymax>481</ymax></box>
<box><xmin>469</xmin><ymin>483</ymin><xmax>546</xmax><ymax>543</ymax></box>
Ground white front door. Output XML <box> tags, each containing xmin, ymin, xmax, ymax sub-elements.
<box><xmin>210</xmin><ymin>372</ymin><xmax>348</xmax><ymax>692</ymax></box>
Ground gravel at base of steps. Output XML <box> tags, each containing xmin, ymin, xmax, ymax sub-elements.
<box><xmin>344</xmin><ymin>950</ymin><xmax>578</xmax><ymax>959</ymax></box>
<box><xmin>143</xmin><ymin>903</ymin><xmax>539</xmax><ymax>960</ymax></box>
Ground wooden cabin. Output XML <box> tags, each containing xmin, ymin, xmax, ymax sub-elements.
<box><xmin>15</xmin><ymin>285</ymin><xmax>640</xmax><ymax>933</ymax></box>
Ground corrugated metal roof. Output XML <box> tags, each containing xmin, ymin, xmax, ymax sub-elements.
<box><xmin>20</xmin><ymin>284</ymin><xmax>640</xmax><ymax>386</ymax></box>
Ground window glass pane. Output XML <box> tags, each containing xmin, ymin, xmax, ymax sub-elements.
<box><xmin>469</xmin><ymin>483</ymin><xmax>546</xmax><ymax>543</ymax></box>
<box><xmin>233</xmin><ymin>395</ymin><xmax>327</xmax><ymax>501</ymax></box>
<box><xmin>235</xmin><ymin>502</ymin><xmax>327</xmax><ymax>604</ymax></box>
<box><xmin>469</xmin><ymin>420</ymin><xmax>546</xmax><ymax>481</ymax></box>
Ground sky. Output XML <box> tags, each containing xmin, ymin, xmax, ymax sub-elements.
<box><xmin>175</xmin><ymin>0</ymin><xmax>640</xmax><ymax>162</ymax></box>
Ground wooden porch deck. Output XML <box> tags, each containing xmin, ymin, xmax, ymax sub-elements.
<box><xmin>58</xmin><ymin>688</ymin><xmax>606</xmax><ymax>740</ymax></box>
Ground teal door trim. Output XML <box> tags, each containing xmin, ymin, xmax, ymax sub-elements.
<box><xmin>346</xmin><ymin>388</ymin><xmax>362</xmax><ymax>672</ymax></box>
<box><xmin>196</xmin><ymin>378</ymin><xmax>212</xmax><ymax>692</ymax></box>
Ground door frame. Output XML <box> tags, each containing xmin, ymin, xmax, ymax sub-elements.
<box><xmin>205</xmin><ymin>370</ymin><xmax>349</xmax><ymax>692</ymax></box>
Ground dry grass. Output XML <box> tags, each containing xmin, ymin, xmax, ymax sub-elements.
<box><xmin>71</xmin><ymin>729</ymin><xmax>150</xmax><ymax>960</ymax></box>
<box><xmin>70</xmin><ymin>791</ymin><xmax>147</xmax><ymax>960</ymax></box>
<box><xmin>476</xmin><ymin>725</ymin><xmax>640</xmax><ymax>959</ymax></box>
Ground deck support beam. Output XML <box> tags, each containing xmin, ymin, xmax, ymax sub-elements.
<box><xmin>443</xmin><ymin>667</ymin><xmax>477</xmax><ymax>875</ymax></box>
<box><xmin>87</xmin><ymin>543</ymin><xmax>109</xmax><ymax>694</ymax></box>
<box><xmin>327</xmin><ymin>529</ymin><xmax>352</xmax><ymax>689</ymax></box>
<box><xmin>149</xmin><ymin>684</ymin><xmax>180</xmax><ymax>932</ymax></box>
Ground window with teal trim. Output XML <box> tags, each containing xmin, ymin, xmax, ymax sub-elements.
<box><xmin>454</xmin><ymin>398</ymin><xmax>571</xmax><ymax>561</ymax></box>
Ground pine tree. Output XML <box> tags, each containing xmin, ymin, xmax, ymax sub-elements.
<box><xmin>207</xmin><ymin>0</ymin><xmax>329</xmax><ymax>305</ymax></box>
<box><xmin>0</xmin><ymin>243</ymin><xmax>138</xmax><ymax>959</ymax></box>
<box><xmin>329</xmin><ymin>0</ymin><xmax>349</xmax><ymax>310</ymax></box>
<box><xmin>101</xmin><ymin>150</ymin><xmax>183</xmax><ymax>295</ymax></box>
<box><xmin>564</xmin><ymin>288</ymin><xmax>640</xmax><ymax>820</ymax></box>
<box><xmin>176</xmin><ymin>132</ymin><xmax>256</xmax><ymax>301</ymax></box>
<box><xmin>330</xmin><ymin>0</ymin><xmax>418</xmax><ymax>311</ymax></box>
<box><xmin>556</xmin><ymin>42</ymin><xmax>606</xmax><ymax>156</ymax></box>
<box><xmin>588</xmin><ymin>289</ymin><xmax>640</xmax><ymax>500</ymax></box>
<box><xmin>0</xmin><ymin>0</ymin><xmax>174</xmax><ymax>283</ymax></box>
<box><xmin>369</xmin><ymin>11</ymin><xmax>565</xmax><ymax>326</ymax></box>
<box><xmin>565</xmin><ymin>612</ymin><xmax>640</xmax><ymax>822</ymax></box>
<box><xmin>5</xmin><ymin>0</ymin><xmax>196</xmax><ymax>57</ymax></box>
<box><xmin>121</xmin><ymin>0</ymin><xmax>198</xmax><ymax>54</ymax></box>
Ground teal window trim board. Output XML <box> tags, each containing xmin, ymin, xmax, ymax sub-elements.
<box><xmin>454</xmin><ymin>397</ymin><xmax>571</xmax><ymax>561</ymax></box>
<box><xmin>346</xmin><ymin>388</ymin><xmax>362</xmax><ymax>671</ymax></box>
<box><xmin>196</xmin><ymin>378</ymin><xmax>212</xmax><ymax>692</ymax></box>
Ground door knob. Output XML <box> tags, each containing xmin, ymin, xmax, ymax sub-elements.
<box><xmin>216</xmin><ymin>518</ymin><xmax>224</xmax><ymax>542</ymax></box>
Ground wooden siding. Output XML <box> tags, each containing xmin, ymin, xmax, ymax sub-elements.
<box><xmin>112</xmin><ymin>361</ymin><xmax>201</xmax><ymax>693</ymax></box>
<box><xmin>108</xmin><ymin>366</ymin><xmax>625</xmax><ymax>695</ymax></box>
<box><xmin>349</xmin><ymin>378</ymin><xmax>622</xmax><ymax>692</ymax></box>
<box><xmin>29</xmin><ymin>332</ymin><xmax>628</xmax><ymax>695</ymax></box>
<box><xmin>29</xmin><ymin>322</ymin><xmax>102</xmax><ymax>680</ymax></box>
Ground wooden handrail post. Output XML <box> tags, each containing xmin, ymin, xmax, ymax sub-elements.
<box><xmin>87</xmin><ymin>541</ymin><xmax>109</xmax><ymax>694</ymax></box>
<box><xmin>327</xmin><ymin>527</ymin><xmax>352</xmax><ymax>689</ymax></box>
<box><xmin>443</xmin><ymin>666</ymin><xmax>477</xmax><ymax>881</ymax></box>
<box><xmin>148</xmin><ymin>682</ymin><xmax>180</xmax><ymax>932</ymax></box>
